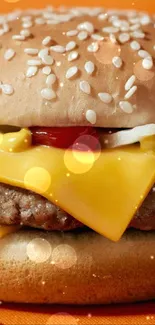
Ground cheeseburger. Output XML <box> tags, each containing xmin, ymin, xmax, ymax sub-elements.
<box><xmin>0</xmin><ymin>5</ymin><xmax>155</xmax><ymax>304</ymax></box>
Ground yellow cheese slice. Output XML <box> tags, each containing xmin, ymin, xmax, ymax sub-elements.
<box><xmin>141</xmin><ymin>135</ymin><xmax>155</xmax><ymax>151</ymax></box>
<box><xmin>0</xmin><ymin>145</ymin><xmax>155</xmax><ymax>241</ymax></box>
<box><xmin>0</xmin><ymin>225</ymin><xmax>20</xmax><ymax>238</ymax></box>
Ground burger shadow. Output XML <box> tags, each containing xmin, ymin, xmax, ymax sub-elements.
<box><xmin>2</xmin><ymin>301</ymin><xmax>155</xmax><ymax>317</ymax></box>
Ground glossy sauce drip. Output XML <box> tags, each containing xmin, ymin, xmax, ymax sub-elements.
<box><xmin>31</xmin><ymin>127</ymin><xmax>100</xmax><ymax>151</ymax></box>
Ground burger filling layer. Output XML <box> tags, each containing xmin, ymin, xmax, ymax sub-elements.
<box><xmin>0</xmin><ymin>182</ymin><xmax>155</xmax><ymax>232</ymax></box>
<box><xmin>0</xmin><ymin>127</ymin><xmax>155</xmax><ymax>241</ymax></box>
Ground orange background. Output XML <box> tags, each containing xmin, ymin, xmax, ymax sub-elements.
<box><xmin>0</xmin><ymin>0</ymin><xmax>155</xmax><ymax>13</ymax></box>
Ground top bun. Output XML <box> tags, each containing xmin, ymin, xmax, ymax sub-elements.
<box><xmin>0</xmin><ymin>7</ymin><xmax>155</xmax><ymax>128</ymax></box>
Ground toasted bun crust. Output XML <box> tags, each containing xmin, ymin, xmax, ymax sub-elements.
<box><xmin>0</xmin><ymin>228</ymin><xmax>155</xmax><ymax>304</ymax></box>
<box><xmin>0</xmin><ymin>8</ymin><xmax>155</xmax><ymax>128</ymax></box>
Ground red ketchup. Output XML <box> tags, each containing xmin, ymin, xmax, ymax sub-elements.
<box><xmin>31</xmin><ymin>127</ymin><xmax>100</xmax><ymax>151</ymax></box>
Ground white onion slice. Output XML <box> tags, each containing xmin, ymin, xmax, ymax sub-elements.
<box><xmin>100</xmin><ymin>124</ymin><xmax>155</xmax><ymax>148</ymax></box>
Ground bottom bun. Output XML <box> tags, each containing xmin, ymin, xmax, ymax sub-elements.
<box><xmin>0</xmin><ymin>228</ymin><xmax>155</xmax><ymax>304</ymax></box>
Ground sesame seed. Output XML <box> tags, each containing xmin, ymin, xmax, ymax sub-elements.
<box><xmin>38</xmin><ymin>48</ymin><xmax>49</xmax><ymax>59</ymax></box>
<box><xmin>24</xmin><ymin>48</ymin><xmax>39</xmax><ymax>55</ymax></box>
<box><xmin>66</xmin><ymin>41</ymin><xmax>76</xmax><ymax>51</ymax></box>
<box><xmin>46</xmin><ymin>74</ymin><xmax>56</xmax><ymax>86</ymax></box>
<box><xmin>78</xmin><ymin>31</ymin><xmax>88</xmax><ymax>41</ymax></box>
<box><xmin>50</xmin><ymin>45</ymin><xmax>66</xmax><ymax>53</ymax></box>
<box><xmin>12</xmin><ymin>35</ymin><xmax>25</xmax><ymax>41</ymax></box>
<box><xmin>41</xmin><ymin>88</ymin><xmax>56</xmax><ymax>100</ymax></box>
<box><xmin>130</xmin><ymin>17</ymin><xmax>140</xmax><ymax>25</ymax></box>
<box><xmin>35</xmin><ymin>18</ymin><xmax>45</xmax><ymax>25</ymax></box>
<box><xmin>20</xmin><ymin>29</ymin><xmax>31</xmax><ymax>37</ymax></box>
<box><xmin>79</xmin><ymin>81</ymin><xmax>91</xmax><ymax>94</ymax></box>
<box><xmin>118</xmin><ymin>33</ymin><xmax>130</xmax><ymax>43</ymax></box>
<box><xmin>66</xmin><ymin>66</ymin><xmax>78</xmax><ymax>79</ymax></box>
<box><xmin>98</xmin><ymin>13</ymin><xmax>108</xmax><ymax>21</ymax></box>
<box><xmin>47</xmin><ymin>20</ymin><xmax>59</xmax><ymax>25</ymax></box>
<box><xmin>21</xmin><ymin>16</ymin><xmax>32</xmax><ymax>22</ymax></box>
<box><xmin>112</xmin><ymin>56</ymin><xmax>123</xmax><ymax>68</ymax></box>
<box><xmin>86</xmin><ymin>110</ymin><xmax>96</xmax><ymax>124</ymax></box>
<box><xmin>3</xmin><ymin>23</ymin><xmax>10</xmax><ymax>33</ymax></box>
<box><xmin>26</xmin><ymin>66</ymin><xmax>38</xmax><ymax>78</ymax></box>
<box><xmin>119</xmin><ymin>101</ymin><xmax>134</xmax><ymax>114</ymax></box>
<box><xmin>91</xmin><ymin>34</ymin><xmax>104</xmax><ymax>41</ymax></box>
<box><xmin>112</xmin><ymin>19</ymin><xmax>129</xmax><ymax>29</ymax></box>
<box><xmin>142</xmin><ymin>57</ymin><xmax>153</xmax><ymax>70</ymax></box>
<box><xmin>68</xmin><ymin>51</ymin><xmax>79</xmax><ymax>62</ymax></box>
<box><xmin>84</xmin><ymin>61</ymin><xmax>95</xmax><ymax>74</ymax></box>
<box><xmin>22</xmin><ymin>21</ymin><xmax>33</xmax><ymax>28</ymax></box>
<box><xmin>125</xmin><ymin>86</ymin><xmax>137</xmax><ymax>99</ymax></box>
<box><xmin>0</xmin><ymin>29</ymin><xmax>5</xmax><ymax>36</ymax></box>
<box><xmin>87</xmin><ymin>42</ymin><xmax>99</xmax><ymax>53</ymax></box>
<box><xmin>108</xmin><ymin>15</ymin><xmax>119</xmax><ymax>23</ymax></box>
<box><xmin>43</xmin><ymin>12</ymin><xmax>54</xmax><ymax>19</ymax></box>
<box><xmin>102</xmin><ymin>26</ymin><xmax>119</xmax><ymax>34</ymax></box>
<box><xmin>4</xmin><ymin>49</ymin><xmax>15</xmax><ymax>61</ymax></box>
<box><xmin>1</xmin><ymin>84</ymin><xmax>14</xmax><ymax>95</ymax></box>
<box><xmin>109</xmin><ymin>33</ymin><xmax>117</xmax><ymax>44</ymax></box>
<box><xmin>140</xmin><ymin>15</ymin><xmax>151</xmax><ymax>26</ymax></box>
<box><xmin>98</xmin><ymin>92</ymin><xmax>112</xmax><ymax>103</ymax></box>
<box><xmin>125</xmin><ymin>75</ymin><xmax>136</xmax><ymax>90</ymax></box>
<box><xmin>42</xmin><ymin>66</ymin><xmax>52</xmax><ymax>75</ymax></box>
<box><xmin>41</xmin><ymin>54</ymin><xmax>54</xmax><ymax>65</ymax></box>
<box><xmin>77</xmin><ymin>21</ymin><xmax>94</xmax><ymax>34</ymax></box>
<box><xmin>66</xmin><ymin>30</ymin><xmax>78</xmax><ymax>37</ymax></box>
<box><xmin>131</xmin><ymin>31</ymin><xmax>145</xmax><ymax>39</ymax></box>
<box><xmin>130</xmin><ymin>40</ymin><xmax>141</xmax><ymax>51</ymax></box>
<box><xmin>138</xmin><ymin>50</ymin><xmax>151</xmax><ymax>58</ymax></box>
<box><xmin>42</xmin><ymin>36</ymin><xmax>52</xmax><ymax>46</ymax></box>
<box><xmin>27</xmin><ymin>59</ymin><xmax>42</xmax><ymax>66</ymax></box>
<box><xmin>120</xmin><ymin>26</ymin><xmax>130</xmax><ymax>33</ymax></box>
<box><xmin>130</xmin><ymin>23</ymin><xmax>140</xmax><ymax>31</ymax></box>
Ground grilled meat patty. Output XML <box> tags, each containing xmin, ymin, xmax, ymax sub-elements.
<box><xmin>0</xmin><ymin>183</ymin><xmax>154</xmax><ymax>231</ymax></box>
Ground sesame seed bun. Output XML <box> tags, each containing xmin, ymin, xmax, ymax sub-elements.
<box><xmin>0</xmin><ymin>229</ymin><xmax>155</xmax><ymax>304</ymax></box>
<box><xmin>0</xmin><ymin>7</ymin><xmax>155</xmax><ymax>128</ymax></box>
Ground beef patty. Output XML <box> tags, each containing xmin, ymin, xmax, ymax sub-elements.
<box><xmin>0</xmin><ymin>182</ymin><xmax>154</xmax><ymax>231</ymax></box>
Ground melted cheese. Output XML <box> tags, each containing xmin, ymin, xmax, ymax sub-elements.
<box><xmin>141</xmin><ymin>135</ymin><xmax>155</xmax><ymax>151</ymax></box>
<box><xmin>0</xmin><ymin>145</ymin><xmax>155</xmax><ymax>241</ymax></box>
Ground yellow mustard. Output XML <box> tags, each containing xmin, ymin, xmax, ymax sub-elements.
<box><xmin>0</xmin><ymin>128</ymin><xmax>32</xmax><ymax>152</ymax></box>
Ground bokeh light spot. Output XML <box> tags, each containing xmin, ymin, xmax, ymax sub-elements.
<box><xmin>64</xmin><ymin>136</ymin><xmax>101</xmax><ymax>174</ymax></box>
<box><xmin>27</xmin><ymin>238</ymin><xmax>52</xmax><ymax>263</ymax></box>
<box><xmin>73</xmin><ymin>134</ymin><xmax>101</xmax><ymax>160</ymax></box>
<box><xmin>51</xmin><ymin>244</ymin><xmax>77</xmax><ymax>269</ymax></box>
<box><xmin>64</xmin><ymin>147</ymin><xmax>96</xmax><ymax>174</ymax></box>
<box><xmin>46</xmin><ymin>313</ymin><xmax>78</xmax><ymax>325</ymax></box>
<box><xmin>73</xmin><ymin>146</ymin><xmax>95</xmax><ymax>165</ymax></box>
<box><xmin>24</xmin><ymin>167</ymin><xmax>51</xmax><ymax>194</ymax></box>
